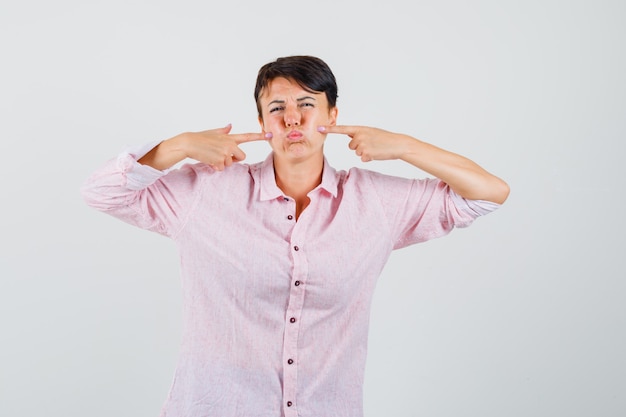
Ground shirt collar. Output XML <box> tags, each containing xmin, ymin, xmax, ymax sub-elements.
<box><xmin>258</xmin><ymin>153</ymin><xmax>339</xmax><ymax>201</ymax></box>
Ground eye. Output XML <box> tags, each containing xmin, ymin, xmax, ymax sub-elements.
<box><xmin>269</xmin><ymin>106</ymin><xmax>284</xmax><ymax>113</ymax></box>
<box><xmin>299</xmin><ymin>102</ymin><xmax>314</xmax><ymax>108</ymax></box>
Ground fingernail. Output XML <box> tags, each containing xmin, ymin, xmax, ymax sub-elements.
<box><xmin>264</xmin><ymin>132</ymin><xmax>273</xmax><ymax>139</ymax></box>
<box><xmin>317</xmin><ymin>126</ymin><xmax>326</xmax><ymax>132</ymax></box>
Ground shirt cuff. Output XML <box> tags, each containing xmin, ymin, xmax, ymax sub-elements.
<box><xmin>450</xmin><ymin>190</ymin><xmax>500</xmax><ymax>217</ymax></box>
<box><xmin>117</xmin><ymin>140</ymin><xmax>171</xmax><ymax>190</ymax></box>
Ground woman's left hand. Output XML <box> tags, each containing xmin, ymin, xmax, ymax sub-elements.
<box><xmin>318</xmin><ymin>125</ymin><xmax>413</xmax><ymax>162</ymax></box>
<box><xmin>318</xmin><ymin>124</ymin><xmax>510</xmax><ymax>204</ymax></box>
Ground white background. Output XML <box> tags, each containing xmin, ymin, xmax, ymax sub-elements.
<box><xmin>1</xmin><ymin>1</ymin><xmax>624</xmax><ymax>416</ymax></box>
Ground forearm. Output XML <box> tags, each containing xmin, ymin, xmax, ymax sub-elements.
<box><xmin>138</xmin><ymin>134</ymin><xmax>189</xmax><ymax>170</ymax></box>
<box><xmin>400</xmin><ymin>136</ymin><xmax>510</xmax><ymax>204</ymax></box>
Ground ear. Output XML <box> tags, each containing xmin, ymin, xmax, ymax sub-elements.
<box><xmin>328</xmin><ymin>107</ymin><xmax>338</xmax><ymax>126</ymax></box>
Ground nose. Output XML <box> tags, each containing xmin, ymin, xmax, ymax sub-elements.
<box><xmin>284</xmin><ymin>105</ymin><xmax>301</xmax><ymax>127</ymax></box>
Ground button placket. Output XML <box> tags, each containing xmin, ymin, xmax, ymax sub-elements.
<box><xmin>282</xmin><ymin>214</ymin><xmax>309</xmax><ymax>417</ymax></box>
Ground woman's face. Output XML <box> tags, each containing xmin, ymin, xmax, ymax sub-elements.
<box><xmin>258</xmin><ymin>77</ymin><xmax>337</xmax><ymax>163</ymax></box>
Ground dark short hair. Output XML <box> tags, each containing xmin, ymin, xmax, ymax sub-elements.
<box><xmin>254</xmin><ymin>55</ymin><xmax>338</xmax><ymax>118</ymax></box>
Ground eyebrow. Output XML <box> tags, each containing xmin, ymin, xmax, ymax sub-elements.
<box><xmin>267</xmin><ymin>96</ymin><xmax>317</xmax><ymax>107</ymax></box>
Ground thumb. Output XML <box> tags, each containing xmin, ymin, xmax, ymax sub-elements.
<box><xmin>220</xmin><ymin>123</ymin><xmax>233</xmax><ymax>134</ymax></box>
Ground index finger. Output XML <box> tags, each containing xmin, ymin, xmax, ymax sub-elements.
<box><xmin>319</xmin><ymin>125</ymin><xmax>359</xmax><ymax>137</ymax></box>
<box><xmin>231</xmin><ymin>132</ymin><xmax>271</xmax><ymax>144</ymax></box>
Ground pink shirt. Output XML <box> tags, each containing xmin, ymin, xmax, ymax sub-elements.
<box><xmin>82</xmin><ymin>144</ymin><xmax>499</xmax><ymax>417</ymax></box>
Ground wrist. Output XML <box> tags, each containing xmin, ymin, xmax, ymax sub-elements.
<box><xmin>397</xmin><ymin>134</ymin><xmax>421</xmax><ymax>160</ymax></box>
<box><xmin>165</xmin><ymin>133</ymin><xmax>192</xmax><ymax>161</ymax></box>
<box><xmin>138</xmin><ymin>134</ymin><xmax>189</xmax><ymax>170</ymax></box>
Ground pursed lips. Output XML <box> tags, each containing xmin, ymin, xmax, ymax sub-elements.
<box><xmin>287</xmin><ymin>131</ymin><xmax>303</xmax><ymax>141</ymax></box>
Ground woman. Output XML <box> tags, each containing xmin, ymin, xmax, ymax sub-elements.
<box><xmin>82</xmin><ymin>55</ymin><xmax>509</xmax><ymax>417</ymax></box>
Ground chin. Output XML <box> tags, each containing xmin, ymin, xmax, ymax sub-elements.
<box><xmin>283</xmin><ymin>142</ymin><xmax>308</xmax><ymax>156</ymax></box>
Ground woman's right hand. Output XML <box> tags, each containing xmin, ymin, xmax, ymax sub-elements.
<box><xmin>139</xmin><ymin>124</ymin><xmax>271</xmax><ymax>171</ymax></box>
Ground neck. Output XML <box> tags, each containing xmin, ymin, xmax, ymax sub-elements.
<box><xmin>273</xmin><ymin>153</ymin><xmax>324</xmax><ymax>219</ymax></box>
<box><xmin>274</xmin><ymin>153</ymin><xmax>324</xmax><ymax>198</ymax></box>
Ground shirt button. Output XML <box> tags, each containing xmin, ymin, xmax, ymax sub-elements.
<box><xmin>287</xmin><ymin>215</ymin><xmax>293</xmax><ymax>220</ymax></box>
<box><xmin>287</xmin><ymin>401</ymin><xmax>293</xmax><ymax>407</ymax></box>
<box><xmin>294</xmin><ymin>281</ymin><xmax>301</xmax><ymax>286</ymax></box>
<box><xmin>287</xmin><ymin>359</ymin><xmax>294</xmax><ymax>364</ymax></box>
<box><xmin>290</xmin><ymin>317</ymin><xmax>296</xmax><ymax>323</ymax></box>
<box><xmin>293</xmin><ymin>245</ymin><xmax>299</xmax><ymax>251</ymax></box>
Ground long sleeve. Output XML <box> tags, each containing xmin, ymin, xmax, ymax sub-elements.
<box><xmin>350</xmin><ymin>169</ymin><xmax>500</xmax><ymax>250</ymax></box>
<box><xmin>81</xmin><ymin>142</ymin><xmax>203</xmax><ymax>238</ymax></box>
